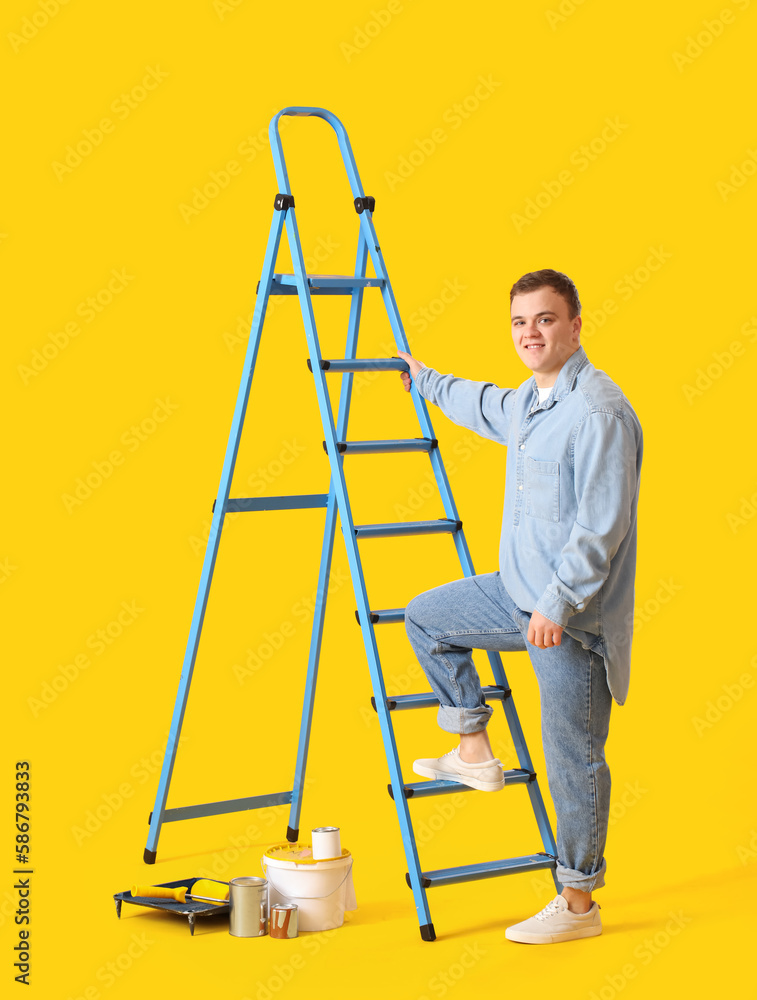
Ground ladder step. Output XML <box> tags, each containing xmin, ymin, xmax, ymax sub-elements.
<box><xmin>372</xmin><ymin>685</ymin><xmax>510</xmax><ymax>711</ymax></box>
<box><xmin>355</xmin><ymin>608</ymin><xmax>406</xmax><ymax>625</ymax></box>
<box><xmin>324</xmin><ymin>438</ymin><xmax>438</xmax><ymax>455</ymax></box>
<box><xmin>263</xmin><ymin>274</ymin><xmax>385</xmax><ymax>295</ymax></box>
<box><xmin>354</xmin><ymin>518</ymin><xmax>461</xmax><ymax>539</ymax></box>
<box><xmin>150</xmin><ymin>791</ymin><xmax>293</xmax><ymax>824</ymax></box>
<box><xmin>407</xmin><ymin>853</ymin><xmax>558</xmax><ymax>889</ymax></box>
<box><xmin>212</xmin><ymin>494</ymin><xmax>329</xmax><ymax>513</ymax></box>
<box><xmin>307</xmin><ymin>357</ymin><xmax>409</xmax><ymax>373</ymax></box>
<box><xmin>389</xmin><ymin>770</ymin><xmax>535</xmax><ymax>801</ymax></box>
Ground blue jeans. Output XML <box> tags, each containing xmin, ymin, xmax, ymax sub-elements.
<box><xmin>404</xmin><ymin>572</ymin><xmax>612</xmax><ymax>893</ymax></box>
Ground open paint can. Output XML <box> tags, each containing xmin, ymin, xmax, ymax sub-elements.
<box><xmin>270</xmin><ymin>903</ymin><xmax>299</xmax><ymax>939</ymax></box>
<box><xmin>229</xmin><ymin>876</ymin><xmax>268</xmax><ymax>937</ymax></box>
<box><xmin>311</xmin><ymin>826</ymin><xmax>341</xmax><ymax>860</ymax></box>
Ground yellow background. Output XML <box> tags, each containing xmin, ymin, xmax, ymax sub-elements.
<box><xmin>4</xmin><ymin>0</ymin><xmax>756</xmax><ymax>997</ymax></box>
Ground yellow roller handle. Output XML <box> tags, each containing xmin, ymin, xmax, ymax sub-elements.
<box><xmin>131</xmin><ymin>884</ymin><xmax>187</xmax><ymax>902</ymax></box>
<box><xmin>131</xmin><ymin>881</ymin><xmax>228</xmax><ymax>904</ymax></box>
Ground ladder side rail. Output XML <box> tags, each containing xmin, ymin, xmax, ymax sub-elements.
<box><xmin>268</xmin><ymin>107</ymin><xmax>366</xmax><ymax>202</ymax></box>
<box><xmin>355</xmin><ymin>207</ymin><xmax>561</xmax><ymax>884</ymax></box>
<box><xmin>283</xmin><ymin>203</ymin><xmax>433</xmax><ymax>932</ymax></box>
<box><xmin>486</xmin><ymin>649</ymin><xmax>560</xmax><ymax>879</ymax></box>
<box><xmin>286</xmin><ymin>233</ymin><xmax>370</xmax><ymax>839</ymax></box>
<box><xmin>354</xmin><ymin>209</ymin><xmax>469</xmax><ymax>530</ymax></box>
<box><xmin>144</xmin><ymin>208</ymin><xmax>287</xmax><ymax>862</ymax></box>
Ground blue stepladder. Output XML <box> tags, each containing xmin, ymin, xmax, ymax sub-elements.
<box><xmin>144</xmin><ymin>106</ymin><xmax>561</xmax><ymax>941</ymax></box>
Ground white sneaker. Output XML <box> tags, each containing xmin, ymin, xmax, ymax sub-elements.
<box><xmin>505</xmin><ymin>894</ymin><xmax>602</xmax><ymax>944</ymax></box>
<box><xmin>412</xmin><ymin>747</ymin><xmax>505</xmax><ymax>792</ymax></box>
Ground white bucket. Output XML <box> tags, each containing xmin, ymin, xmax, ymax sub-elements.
<box><xmin>262</xmin><ymin>844</ymin><xmax>357</xmax><ymax>932</ymax></box>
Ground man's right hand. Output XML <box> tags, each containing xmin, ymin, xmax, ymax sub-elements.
<box><xmin>397</xmin><ymin>350</ymin><xmax>426</xmax><ymax>392</ymax></box>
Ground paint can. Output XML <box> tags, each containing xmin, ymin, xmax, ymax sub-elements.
<box><xmin>270</xmin><ymin>903</ymin><xmax>299</xmax><ymax>939</ymax></box>
<box><xmin>311</xmin><ymin>826</ymin><xmax>341</xmax><ymax>860</ymax></box>
<box><xmin>229</xmin><ymin>876</ymin><xmax>268</xmax><ymax>937</ymax></box>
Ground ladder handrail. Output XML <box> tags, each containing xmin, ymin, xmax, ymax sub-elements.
<box><xmin>268</xmin><ymin>106</ymin><xmax>365</xmax><ymax>199</ymax></box>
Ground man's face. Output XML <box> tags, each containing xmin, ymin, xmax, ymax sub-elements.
<box><xmin>510</xmin><ymin>285</ymin><xmax>582</xmax><ymax>386</ymax></box>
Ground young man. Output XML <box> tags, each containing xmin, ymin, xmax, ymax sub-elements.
<box><xmin>397</xmin><ymin>268</ymin><xmax>643</xmax><ymax>944</ymax></box>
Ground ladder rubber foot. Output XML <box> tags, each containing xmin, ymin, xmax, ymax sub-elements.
<box><xmin>143</xmin><ymin>848</ymin><xmax>157</xmax><ymax>865</ymax></box>
<box><xmin>419</xmin><ymin>923</ymin><xmax>436</xmax><ymax>942</ymax></box>
<box><xmin>286</xmin><ymin>826</ymin><xmax>299</xmax><ymax>843</ymax></box>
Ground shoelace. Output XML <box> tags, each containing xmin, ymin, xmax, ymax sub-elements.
<box><xmin>534</xmin><ymin>897</ymin><xmax>565</xmax><ymax>921</ymax></box>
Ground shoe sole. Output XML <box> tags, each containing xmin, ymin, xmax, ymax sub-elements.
<box><xmin>412</xmin><ymin>762</ymin><xmax>505</xmax><ymax>792</ymax></box>
<box><xmin>505</xmin><ymin>924</ymin><xmax>602</xmax><ymax>945</ymax></box>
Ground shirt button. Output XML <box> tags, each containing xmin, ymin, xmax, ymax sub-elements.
<box><xmin>518</xmin><ymin>484</ymin><xmax>523</xmax><ymax>490</ymax></box>
<box><xmin>520</xmin><ymin>445</ymin><xmax>525</xmax><ymax>450</ymax></box>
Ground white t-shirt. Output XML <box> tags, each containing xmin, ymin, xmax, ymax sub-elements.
<box><xmin>537</xmin><ymin>385</ymin><xmax>552</xmax><ymax>404</ymax></box>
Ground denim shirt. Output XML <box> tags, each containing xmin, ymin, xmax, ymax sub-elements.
<box><xmin>413</xmin><ymin>345</ymin><xmax>643</xmax><ymax>705</ymax></box>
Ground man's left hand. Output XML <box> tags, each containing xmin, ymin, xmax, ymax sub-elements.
<box><xmin>528</xmin><ymin>611</ymin><xmax>563</xmax><ymax>648</ymax></box>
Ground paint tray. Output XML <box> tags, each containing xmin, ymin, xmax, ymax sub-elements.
<box><xmin>113</xmin><ymin>878</ymin><xmax>229</xmax><ymax>935</ymax></box>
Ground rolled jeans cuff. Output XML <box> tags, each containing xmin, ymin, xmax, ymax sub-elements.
<box><xmin>436</xmin><ymin>702</ymin><xmax>493</xmax><ymax>735</ymax></box>
<box><xmin>556</xmin><ymin>858</ymin><xmax>606</xmax><ymax>893</ymax></box>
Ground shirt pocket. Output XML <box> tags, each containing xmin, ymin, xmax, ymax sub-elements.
<box><xmin>525</xmin><ymin>457</ymin><xmax>560</xmax><ymax>522</ymax></box>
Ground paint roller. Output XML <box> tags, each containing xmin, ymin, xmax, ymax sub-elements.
<box><xmin>131</xmin><ymin>880</ymin><xmax>229</xmax><ymax>905</ymax></box>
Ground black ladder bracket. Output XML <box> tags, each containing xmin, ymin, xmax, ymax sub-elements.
<box><xmin>274</xmin><ymin>192</ymin><xmax>295</xmax><ymax>211</ymax></box>
<box><xmin>354</xmin><ymin>195</ymin><xmax>375</xmax><ymax>214</ymax></box>
<box><xmin>407</xmin><ymin>871</ymin><xmax>432</xmax><ymax>889</ymax></box>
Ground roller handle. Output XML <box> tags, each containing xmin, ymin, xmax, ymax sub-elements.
<box><xmin>131</xmin><ymin>884</ymin><xmax>187</xmax><ymax>902</ymax></box>
<box><xmin>131</xmin><ymin>881</ymin><xmax>228</xmax><ymax>904</ymax></box>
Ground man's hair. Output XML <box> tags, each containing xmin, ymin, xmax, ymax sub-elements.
<box><xmin>509</xmin><ymin>269</ymin><xmax>581</xmax><ymax>320</ymax></box>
